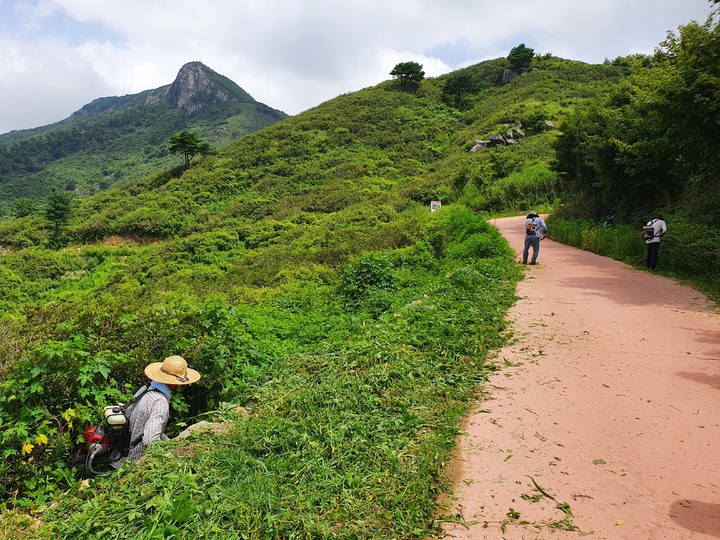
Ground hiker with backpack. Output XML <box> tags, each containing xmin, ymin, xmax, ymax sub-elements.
<box><xmin>111</xmin><ymin>355</ymin><xmax>201</xmax><ymax>469</ymax></box>
<box><xmin>641</xmin><ymin>213</ymin><xmax>667</xmax><ymax>271</ymax></box>
<box><xmin>523</xmin><ymin>211</ymin><xmax>548</xmax><ymax>265</ymax></box>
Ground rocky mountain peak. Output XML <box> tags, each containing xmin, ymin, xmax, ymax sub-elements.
<box><xmin>165</xmin><ymin>61</ymin><xmax>253</xmax><ymax>114</ymax></box>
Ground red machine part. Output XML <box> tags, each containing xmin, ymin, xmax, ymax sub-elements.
<box><xmin>83</xmin><ymin>425</ymin><xmax>109</xmax><ymax>446</ymax></box>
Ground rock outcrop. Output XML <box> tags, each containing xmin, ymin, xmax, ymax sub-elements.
<box><xmin>501</xmin><ymin>68</ymin><xmax>518</xmax><ymax>84</ymax></box>
<box><xmin>164</xmin><ymin>61</ymin><xmax>252</xmax><ymax>114</ymax></box>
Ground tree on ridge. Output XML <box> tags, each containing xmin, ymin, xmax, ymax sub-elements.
<box><xmin>169</xmin><ymin>130</ymin><xmax>212</xmax><ymax>168</ymax></box>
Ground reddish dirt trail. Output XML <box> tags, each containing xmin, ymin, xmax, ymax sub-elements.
<box><xmin>440</xmin><ymin>215</ymin><xmax>720</xmax><ymax>540</ymax></box>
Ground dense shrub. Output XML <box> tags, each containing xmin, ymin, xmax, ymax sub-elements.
<box><xmin>0</xmin><ymin>215</ymin><xmax>48</xmax><ymax>248</ymax></box>
<box><xmin>339</xmin><ymin>253</ymin><xmax>396</xmax><ymax>304</ymax></box>
<box><xmin>116</xmin><ymin>206</ymin><xmax>184</xmax><ymax>238</ymax></box>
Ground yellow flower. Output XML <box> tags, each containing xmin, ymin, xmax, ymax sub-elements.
<box><xmin>35</xmin><ymin>433</ymin><xmax>49</xmax><ymax>446</ymax></box>
<box><xmin>21</xmin><ymin>443</ymin><xmax>35</xmax><ymax>455</ymax></box>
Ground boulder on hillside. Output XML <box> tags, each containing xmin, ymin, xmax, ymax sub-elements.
<box><xmin>488</xmin><ymin>133</ymin><xmax>507</xmax><ymax>147</ymax></box>
<box><xmin>502</xmin><ymin>69</ymin><xmax>518</xmax><ymax>84</ymax></box>
<box><xmin>470</xmin><ymin>140</ymin><xmax>490</xmax><ymax>152</ymax></box>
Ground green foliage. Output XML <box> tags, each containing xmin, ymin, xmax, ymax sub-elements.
<box><xmin>41</xmin><ymin>243</ymin><xmax>514</xmax><ymax>540</ymax></box>
<box><xmin>646</xmin><ymin>216</ymin><xmax>720</xmax><ymax>282</ymax></box>
<box><xmin>339</xmin><ymin>253</ymin><xmax>395</xmax><ymax>303</ymax></box>
<box><xmin>442</xmin><ymin>70</ymin><xmax>482</xmax><ymax>109</ymax></box>
<box><xmin>116</xmin><ymin>204</ymin><xmax>185</xmax><ymax>238</ymax></box>
<box><xmin>44</xmin><ymin>189</ymin><xmax>74</xmax><ymax>240</ymax></box>
<box><xmin>11</xmin><ymin>198</ymin><xmax>37</xmax><ymax>218</ymax></box>
<box><xmin>168</xmin><ymin>130</ymin><xmax>213</xmax><ymax>168</ymax></box>
<box><xmin>481</xmin><ymin>163</ymin><xmax>559</xmax><ymax>212</ymax></box>
<box><xmin>0</xmin><ymin>214</ymin><xmax>47</xmax><ymax>248</ymax></box>
<box><xmin>508</xmin><ymin>43</ymin><xmax>535</xmax><ymax>72</ymax></box>
<box><xmin>0</xmin><ymin>206</ymin><xmax>520</xmax><ymax>539</ymax></box>
<box><xmin>546</xmin><ymin>216</ymin><xmax>646</xmax><ymax>261</ymax></box>
<box><xmin>554</xmin><ymin>16</ymin><xmax>720</xmax><ymax>222</ymax></box>
<box><xmin>390</xmin><ymin>61</ymin><xmax>426</xmax><ymax>88</ymax></box>
<box><xmin>519</xmin><ymin>106</ymin><xmax>550</xmax><ymax>135</ymax></box>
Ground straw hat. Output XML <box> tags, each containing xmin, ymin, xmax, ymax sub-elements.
<box><xmin>145</xmin><ymin>355</ymin><xmax>201</xmax><ymax>385</ymax></box>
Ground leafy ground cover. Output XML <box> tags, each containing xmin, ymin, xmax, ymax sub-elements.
<box><xmin>2</xmin><ymin>208</ymin><xmax>520</xmax><ymax>539</ymax></box>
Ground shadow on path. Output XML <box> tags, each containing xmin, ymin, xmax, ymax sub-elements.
<box><xmin>669</xmin><ymin>500</ymin><xmax>720</xmax><ymax>538</ymax></box>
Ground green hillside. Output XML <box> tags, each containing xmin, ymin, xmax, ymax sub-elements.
<box><xmin>0</xmin><ymin>15</ymin><xmax>718</xmax><ymax>535</ymax></box>
<box><xmin>0</xmin><ymin>62</ymin><xmax>287</xmax><ymax>210</ymax></box>
<box><xmin>0</xmin><ymin>55</ymin><xmax>630</xmax><ymax>311</ymax></box>
<box><xmin>0</xmin><ymin>53</ymin><xmax>624</xmax><ymax>539</ymax></box>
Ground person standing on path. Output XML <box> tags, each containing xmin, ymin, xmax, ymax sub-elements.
<box><xmin>643</xmin><ymin>213</ymin><xmax>667</xmax><ymax>271</ymax></box>
<box><xmin>522</xmin><ymin>211</ymin><xmax>547</xmax><ymax>265</ymax></box>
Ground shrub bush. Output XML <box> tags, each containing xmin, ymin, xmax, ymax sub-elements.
<box><xmin>117</xmin><ymin>206</ymin><xmax>184</xmax><ymax>238</ymax></box>
<box><xmin>339</xmin><ymin>253</ymin><xmax>396</xmax><ymax>305</ymax></box>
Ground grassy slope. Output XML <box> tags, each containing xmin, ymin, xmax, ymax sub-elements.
<box><xmin>0</xmin><ymin>90</ymin><xmax>287</xmax><ymax>205</ymax></box>
<box><xmin>0</xmin><ymin>58</ymin><xmax>630</xmax><ymax>539</ymax></box>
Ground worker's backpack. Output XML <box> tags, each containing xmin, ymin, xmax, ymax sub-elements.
<box><xmin>641</xmin><ymin>219</ymin><xmax>658</xmax><ymax>241</ymax></box>
<box><xmin>526</xmin><ymin>218</ymin><xmax>538</xmax><ymax>235</ymax></box>
<box><xmin>71</xmin><ymin>383</ymin><xmax>156</xmax><ymax>475</ymax></box>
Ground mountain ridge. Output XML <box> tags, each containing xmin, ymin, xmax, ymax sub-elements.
<box><xmin>0</xmin><ymin>61</ymin><xmax>287</xmax><ymax>209</ymax></box>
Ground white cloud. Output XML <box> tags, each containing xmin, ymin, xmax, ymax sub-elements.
<box><xmin>0</xmin><ymin>0</ymin><xmax>713</xmax><ymax>133</ymax></box>
<box><xmin>0</xmin><ymin>34</ymin><xmax>112</xmax><ymax>132</ymax></box>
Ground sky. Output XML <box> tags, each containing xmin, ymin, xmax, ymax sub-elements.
<box><xmin>0</xmin><ymin>0</ymin><xmax>714</xmax><ymax>135</ymax></box>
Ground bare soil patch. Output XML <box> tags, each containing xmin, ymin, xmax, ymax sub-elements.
<box><xmin>440</xmin><ymin>215</ymin><xmax>720</xmax><ymax>539</ymax></box>
<box><xmin>101</xmin><ymin>234</ymin><xmax>158</xmax><ymax>246</ymax></box>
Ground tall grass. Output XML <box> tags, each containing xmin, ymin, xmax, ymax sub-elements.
<box><xmin>458</xmin><ymin>162</ymin><xmax>560</xmax><ymax>213</ymax></box>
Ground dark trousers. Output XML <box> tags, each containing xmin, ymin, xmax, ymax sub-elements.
<box><xmin>646</xmin><ymin>242</ymin><xmax>661</xmax><ymax>270</ymax></box>
<box><xmin>523</xmin><ymin>236</ymin><xmax>540</xmax><ymax>264</ymax></box>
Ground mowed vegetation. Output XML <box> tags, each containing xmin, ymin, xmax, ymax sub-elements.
<box><xmin>0</xmin><ymin>11</ymin><xmax>718</xmax><ymax>537</ymax></box>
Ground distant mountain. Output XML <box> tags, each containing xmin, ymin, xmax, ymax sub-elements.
<box><xmin>0</xmin><ymin>61</ymin><xmax>287</xmax><ymax>210</ymax></box>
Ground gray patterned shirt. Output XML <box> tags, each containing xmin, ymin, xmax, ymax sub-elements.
<box><xmin>111</xmin><ymin>383</ymin><xmax>170</xmax><ymax>468</ymax></box>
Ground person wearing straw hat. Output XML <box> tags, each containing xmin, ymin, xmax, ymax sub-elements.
<box><xmin>111</xmin><ymin>355</ymin><xmax>201</xmax><ymax>469</ymax></box>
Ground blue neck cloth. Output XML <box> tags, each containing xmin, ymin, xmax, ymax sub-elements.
<box><xmin>150</xmin><ymin>380</ymin><xmax>172</xmax><ymax>400</ymax></box>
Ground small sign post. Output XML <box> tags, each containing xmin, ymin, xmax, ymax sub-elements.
<box><xmin>430</xmin><ymin>201</ymin><xmax>442</xmax><ymax>213</ymax></box>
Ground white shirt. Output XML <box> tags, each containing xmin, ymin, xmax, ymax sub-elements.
<box><xmin>645</xmin><ymin>218</ymin><xmax>667</xmax><ymax>244</ymax></box>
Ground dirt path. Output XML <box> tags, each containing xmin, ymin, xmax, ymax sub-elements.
<box><xmin>440</xmin><ymin>215</ymin><xmax>720</xmax><ymax>540</ymax></box>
